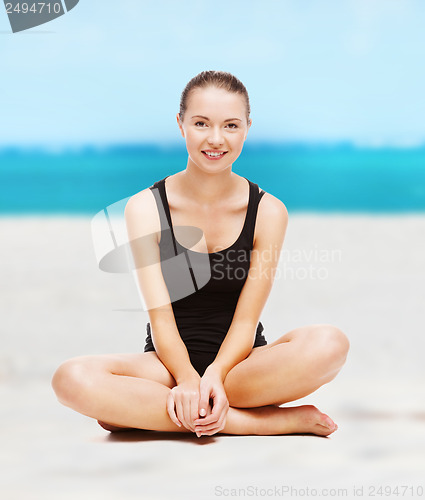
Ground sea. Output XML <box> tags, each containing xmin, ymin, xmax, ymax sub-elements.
<box><xmin>1</xmin><ymin>142</ymin><xmax>424</xmax><ymax>215</ymax></box>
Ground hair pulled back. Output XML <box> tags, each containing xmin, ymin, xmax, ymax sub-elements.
<box><xmin>179</xmin><ymin>70</ymin><xmax>251</xmax><ymax>124</ymax></box>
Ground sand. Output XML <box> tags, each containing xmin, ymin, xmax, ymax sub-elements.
<box><xmin>1</xmin><ymin>213</ymin><xmax>424</xmax><ymax>499</ymax></box>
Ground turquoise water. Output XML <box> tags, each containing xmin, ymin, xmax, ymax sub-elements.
<box><xmin>1</xmin><ymin>143</ymin><xmax>424</xmax><ymax>214</ymax></box>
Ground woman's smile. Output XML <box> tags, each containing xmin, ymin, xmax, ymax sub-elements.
<box><xmin>201</xmin><ymin>150</ymin><xmax>228</xmax><ymax>160</ymax></box>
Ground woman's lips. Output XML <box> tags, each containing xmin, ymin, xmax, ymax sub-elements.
<box><xmin>201</xmin><ymin>151</ymin><xmax>228</xmax><ymax>160</ymax></box>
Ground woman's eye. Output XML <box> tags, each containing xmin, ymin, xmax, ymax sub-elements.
<box><xmin>194</xmin><ymin>121</ymin><xmax>237</xmax><ymax>129</ymax></box>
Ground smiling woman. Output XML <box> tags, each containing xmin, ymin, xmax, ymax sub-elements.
<box><xmin>51</xmin><ymin>70</ymin><xmax>350</xmax><ymax>438</ymax></box>
<box><xmin>175</xmin><ymin>75</ymin><xmax>252</xmax><ymax>182</ymax></box>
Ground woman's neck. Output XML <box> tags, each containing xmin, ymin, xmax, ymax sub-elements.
<box><xmin>176</xmin><ymin>166</ymin><xmax>240</xmax><ymax>207</ymax></box>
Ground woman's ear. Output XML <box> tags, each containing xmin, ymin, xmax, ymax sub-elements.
<box><xmin>176</xmin><ymin>113</ymin><xmax>185</xmax><ymax>138</ymax></box>
<box><xmin>244</xmin><ymin>118</ymin><xmax>252</xmax><ymax>140</ymax></box>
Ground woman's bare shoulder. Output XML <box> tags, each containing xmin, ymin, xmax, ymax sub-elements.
<box><xmin>125</xmin><ymin>186</ymin><xmax>160</xmax><ymax>236</ymax></box>
<box><xmin>258</xmin><ymin>190</ymin><xmax>288</xmax><ymax>219</ymax></box>
<box><xmin>254</xmin><ymin>191</ymin><xmax>289</xmax><ymax>247</ymax></box>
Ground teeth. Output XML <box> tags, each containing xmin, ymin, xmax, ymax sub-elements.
<box><xmin>204</xmin><ymin>151</ymin><xmax>225</xmax><ymax>157</ymax></box>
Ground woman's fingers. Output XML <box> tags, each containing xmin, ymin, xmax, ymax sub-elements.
<box><xmin>194</xmin><ymin>397</ymin><xmax>227</xmax><ymax>426</ymax></box>
<box><xmin>174</xmin><ymin>398</ymin><xmax>187</xmax><ymax>430</ymax></box>
<box><xmin>168</xmin><ymin>379</ymin><xmax>203</xmax><ymax>433</ymax></box>
<box><xmin>190</xmin><ymin>394</ymin><xmax>200</xmax><ymax>428</ymax></box>
<box><xmin>194</xmin><ymin>404</ymin><xmax>219</xmax><ymax>425</ymax></box>
<box><xmin>194</xmin><ymin>398</ymin><xmax>229</xmax><ymax>436</ymax></box>
<box><xmin>174</xmin><ymin>392</ymin><xmax>200</xmax><ymax>432</ymax></box>
<box><xmin>206</xmin><ymin>402</ymin><xmax>213</xmax><ymax>416</ymax></box>
<box><xmin>195</xmin><ymin>401</ymin><xmax>213</xmax><ymax>437</ymax></box>
<box><xmin>194</xmin><ymin>421</ymin><xmax>226</xmax><ymax>436</ymax></box>
<box><xmin>195</xmin><ymin>411</ymin><xmax>227</xmax><ymax>433</ymax></box>
<box><xmin>166</xmin><ymin>392</ymin><xmax>182</xmax><ymax>428</ymax></box>
<box><xmin>195</xmin><ymin>410</ymin><xmax>225</xmax><ymax>429</ymax></box>
<box><xmin>175</xmin><ymin>398</ymin><xmax>193</xmax><ymax>431</ymax></box>
<box><xmin>198</xmin><ymin>389</ymin><xmax>210</xmax><ymax>418</ymax></box>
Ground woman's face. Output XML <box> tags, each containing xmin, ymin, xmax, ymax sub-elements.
<box><xmin>177</xmin><ymin>86</ymin><xmax>251</xmax><ymax>175</ymax></box>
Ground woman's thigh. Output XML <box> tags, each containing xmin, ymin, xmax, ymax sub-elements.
<box><xmin>55</xmin><ymin>351</ymin><xmax>177</xmax><ymax>390</ymax></box>
<box><xmin>223</xmin><ymin>323</ymin><xmax>349</xmax><ymax>407</ymax></box>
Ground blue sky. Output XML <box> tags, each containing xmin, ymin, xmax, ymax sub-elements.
<box><xmin>0</xmin><ymin>0</ymin><xmax>424</xmax><ymax>148</ymax></box>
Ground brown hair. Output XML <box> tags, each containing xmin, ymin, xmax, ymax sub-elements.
<box><xmin>179</xmin><ymin>70</ymin><xmax>251</xmax><ymax>125</ymax></box>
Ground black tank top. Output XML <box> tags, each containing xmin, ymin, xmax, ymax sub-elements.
<box><xmin>144</xmin><ymin>175</ymin><xmax>267</xmax><ymax>354</ymax></box>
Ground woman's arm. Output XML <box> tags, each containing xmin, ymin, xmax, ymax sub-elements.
<box><xmin>193</xmin><ymin>193</ymin><xmax>288</xmax><ymax>436</ymax></box>
<box><xmin>125</xmin><ymin>191</ymin><xmax>202</xmax><ymax>431</ymax></box>
<box><xmin>208</xmin><ymin>193</ymin><xmax>289</xmax><ymax>381</ymax></box>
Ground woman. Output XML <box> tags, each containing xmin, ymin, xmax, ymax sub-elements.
<box><xmin>51</xmin><ymin>70</ymin><xmax>349</xmax><ymax>437</ymax></box>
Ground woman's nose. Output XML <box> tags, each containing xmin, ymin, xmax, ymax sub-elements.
<box><xmin>208</xmin><ymin>127</ymin><xmax>224</xmax><ymax>145</ymax></box>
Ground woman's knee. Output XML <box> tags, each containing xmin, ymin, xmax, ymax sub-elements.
<box><xmin>51</xmin><ymin>356</ymin><xmax>96</xmax><ymax>407</ymax></box>
<box><xmin>307</xmin><ymin>324</ymin><xmax>350</xmax><ymax>376</ymax></box>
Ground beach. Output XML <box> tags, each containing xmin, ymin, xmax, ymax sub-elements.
<box><xmin>1</xmin><ymin>213</ymin><xmax>425</xmax><ymax>499</ymax></box>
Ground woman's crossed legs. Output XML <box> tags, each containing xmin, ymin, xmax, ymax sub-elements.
<box><xmin>51</xmin><ymin>323</ymin><xmax>349</xmax><ymax>437</ymax></box>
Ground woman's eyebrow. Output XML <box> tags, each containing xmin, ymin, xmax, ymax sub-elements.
<box><xmin>191</xmin><ymin>115</ymin><xmax>242</xmax><ymax>122</ymax></box>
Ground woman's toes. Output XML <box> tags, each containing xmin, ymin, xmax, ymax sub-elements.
<box><xmin>322</xmin><ymin>413</ymin><xmax>337</xmax><ymax>429</ymax></box>
<box><xmin>316</xmin><ymin>418</ymin><xmax>338</xmax><ymax>436</ymax></box>
<box><xmin>298</xmin><ymin>405</ymin><xmax>338</xmax><ymax>436</ymax></box>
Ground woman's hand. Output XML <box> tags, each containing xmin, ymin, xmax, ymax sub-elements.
<box><xmin>166</xmin><ymin>375</ymin><xmax>201</xmax><ymax>432</ymax></box>
<box><xmin>193</xmin><ymin>366</ymin><xmax>229</xmax><ymax>437</ymax></box>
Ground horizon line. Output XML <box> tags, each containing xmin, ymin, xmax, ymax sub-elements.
<box><xmin>1</xmin><ymin>139</ymin><xmax>425</xmax><ymax>154</ymax></box>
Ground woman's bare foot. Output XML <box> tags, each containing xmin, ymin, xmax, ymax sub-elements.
<box><xmin>221</xmin><ymin>404</ymin><xmax>338</xmax><ymax>437</ymax></box>
<box><xmin>289</xmin><ymin>404</ymin><xmax>338</xmax><ymax>436</ymax></box>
